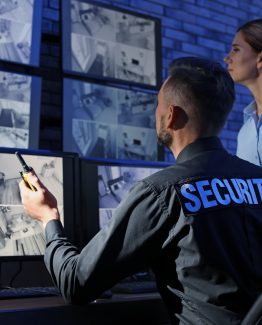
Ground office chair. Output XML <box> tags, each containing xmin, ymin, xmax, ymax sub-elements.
<box><xmin>241</xmin><ymin>293</ymin><xmax>262</xmax><ymax>325</ymax></box>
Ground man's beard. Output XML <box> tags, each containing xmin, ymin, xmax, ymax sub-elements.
<box><xmin>157</xmin><ymin>117</ymin><xmax>172</xmax><ymax>148</ymax></box>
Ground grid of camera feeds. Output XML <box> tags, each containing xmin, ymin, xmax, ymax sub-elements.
<box><xmin>97</xmin><ymin>164</ymin><xmax>162</xmax><ymax>229</ymax></box>
<box><xmin>0</xmin><ymin>70</ymin><xmax>41</xmax><ymax>149</ymax></box>
<box><xmin>0</xmin><ymin>153</ymin><xmax>63</xmax><ymax>257</ymax></box>
<box><xmin>0</xmin><ymin>0</ymin><xmax>42</xmax><ymax>66</ymax></box>
<box><xmin>63</xmin><ymin>0</ymin><xmax>159</xmax><ymax>87</ymax></box>
<box><xmin>63</xmin><ymin>78</ymin><xmax>159</xmax><ymax>161</ymax></box>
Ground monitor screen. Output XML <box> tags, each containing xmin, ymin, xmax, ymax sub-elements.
<box><xmin>0</xmin><ymin>148</ymin><xmax>79</xmax><ymax>260</ymax></box>
<box><xmin>80</xmin><ymin>159</ymin><xmax>170</xmax><ymax>243</ymax></box>
<box><xmin>0</xmin><ymin>70</ymin><xmax>41</xmax><ymax>149</ymax></box>
<box><xmin>63</xmin><ymin>78</ymin><xmax>164</xmax><ymax>162</ymax></box>
<box><xmin>0</xmin><ymin>0</ymin><xmax>42</xmax><ymax>66</ymax></box>
<box><xmin>62</xmin><ymin>0</ymin><xmax>161</xmax><ymax>88</ymax></box>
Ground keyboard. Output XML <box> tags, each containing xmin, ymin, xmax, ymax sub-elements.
<box><xmin>112</xmin><ymin>281</ymin><xmax>158</xmax><ymax>294</ymax></box>
<box><xmin>0</xmin><ymin>286</ymin><xmax>113</xmax><ymax>300</ymax></box>
<box><xmin>0</xmin><ymin>286</ymin><xmax>61</xmax><ymax>299</ymax></box>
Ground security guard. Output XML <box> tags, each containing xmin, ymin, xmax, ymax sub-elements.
<box><xmin>19</xmin><ymin>57</ymin><xmax>262</xmax><ymax>324</ymax></box>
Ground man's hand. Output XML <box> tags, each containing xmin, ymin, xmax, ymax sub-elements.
<box><xmin>19</xmin><ymin>171</ymin><xmax>60</xmax><ymax>228</ymax></box>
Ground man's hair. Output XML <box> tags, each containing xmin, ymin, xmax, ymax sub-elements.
<box><xmin>237</xmin><ymin>19</ymin><xmax>262</xmax><ymax>53</ymax></box>
<box><xmin>167</xmin><ymin>57</ymin><xmax>235</xmax><ymax>135</ymax></box>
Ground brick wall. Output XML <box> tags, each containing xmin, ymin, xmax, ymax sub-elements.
<box><xmin>40</xmin><ymin>0</ymin><xmax>262</xmax><ymax>160</ymax></box>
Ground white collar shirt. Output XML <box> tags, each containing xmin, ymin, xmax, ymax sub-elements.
<box><xmin>236</xmin><ymin>101</ymin><xmax>262</xmax><ymax>166</ymax></box>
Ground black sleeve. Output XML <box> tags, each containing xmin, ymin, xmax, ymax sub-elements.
<box><xmin>44</xmin><ymin>181</ymin><xmax>176</xmax><ymax>304</ymax></box>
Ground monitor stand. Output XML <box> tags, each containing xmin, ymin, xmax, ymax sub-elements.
<box><xmin>0</xmin><ymin>263</ymin><xmax>11</xmax><ymax>290</ymax></box>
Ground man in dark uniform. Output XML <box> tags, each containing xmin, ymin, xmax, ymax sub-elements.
<box><xmin>19</xmin><ymin>57</ymin><xmax>262</xmax><ymax>324</ymax></box>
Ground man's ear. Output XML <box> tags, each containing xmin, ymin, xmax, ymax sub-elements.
<box><xmin>166</xmin><ymin>105</ymin><xmax>174</xmax><ymax>128</ymax></box>
<box><xmin>257</xmin><ymin>52</ymin><xmax>262</xmax><ymax>70</ymax></box>
<box><xmin>167</xmin><ymin>105</ymin><xmax>188</xmax><ymax>130</ymax></box>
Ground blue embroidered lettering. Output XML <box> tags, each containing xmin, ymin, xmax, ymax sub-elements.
<box><xmin>177</xmin><ymin>177</ymin><xmax>262</xmax><ymax>215</ymax></box>
<box><xmin>247</xmin><ymin>179</ymin><xmax>258</xmax><ymax>204</ymax></box>
<box><xmin>235</xmin><ymin>179</ymin><xmax>253</xmax><ymax>204</ymax></box>
<box><xmin>180</xmin><ymin>183</ymin><xmax>201</xmax><ymax>213</ymax></box>
<box><xmin>253</xmin><ymin>179</ymin><xmax>262</xmax><ymax>200</ymax></box>
<box><xmin>224</xmin><ymin>179</ymin><xmax>244</xmax><ymax>204</ymax></box>
<box><xmin>211</xmin><ymin>178</ymin><xmax>231</xmax><ymax>205</ymax></box>
<box><xmin>195</xmin><ymin>180</ymin><xmax>217</xmax><ymax>208</ymax></box>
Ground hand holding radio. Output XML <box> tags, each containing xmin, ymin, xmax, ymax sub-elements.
<box><xmin>15</xmin><ymin>151</ymin><xmax>37</xmax><ymax>191</ymax></box>
<box><xmin>16</xmin><ymin>151</ymin><xmax>60</xmax><ymax>227</ymax></box>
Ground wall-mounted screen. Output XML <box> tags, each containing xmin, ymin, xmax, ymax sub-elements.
<box><xmin>0</xmin><ymin>148</ymin><xmax>79</xmax><ymax>260</ymax></box>
<box><xmin>62</xmin><ymin>0</ymin><xmax>161</xmax><ymax>88</ymax></box>
<box><xmin>0</xmin><ymin>70</ymin><xmax>41</xmax><ymax>149</ymax></box>
<box><xmin>80</xmin><ymin>159</ymin><xmax>170</xmax><ymax>243</ymax></box>
<box><xmin>63</xmin><ymin>78</ymin><xmax>163</xmax><ymax>162</ymax></box>
<box><xmin>0</xmin><ymin>0</ymin><xmax>42</xmax><ymax>66</ymax></box>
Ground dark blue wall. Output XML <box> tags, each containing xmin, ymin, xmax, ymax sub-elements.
<box><xmin>40</xmin><ymin>0</ymin><xmax>262</xmax><ymax>160</ymax></box>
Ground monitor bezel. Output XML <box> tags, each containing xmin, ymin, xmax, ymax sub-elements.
<box><xmin>0</xmin><ymin>147</ymin><xmax>80</xmax><ymax>261</ymax></box>
<box><xmin>62</xmin><ymin>0</ymin><xmax>162</xmax><ymax>90</ymax></box>
<box><xmin>0</xmin><ymin>0</ymin><xmax>43</xmax><ymax>67</ymax></box>
<box><xmin>0</xmin><ymin>69</ymin><xmax>42</xmax><ymax>150</ymax></box>
<box><xmin>63</xmin><ymin>76</ymin><xmax>165</xmax><ymax>162</ymax></box>
<box><xmin>79</xmin><ymin>157</ymin><xmax>171</xmax><ymax>245</ymax></box>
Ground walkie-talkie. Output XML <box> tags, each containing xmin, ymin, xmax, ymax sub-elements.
<box><xmin>15</xmin><ymin>151</ymin><xmax>37</xmax><ymax>191</ymax></box>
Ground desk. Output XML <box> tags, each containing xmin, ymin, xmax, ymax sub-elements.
<box><xmin>0</xmin><ymin>293</ymin><xmax>171</xmax><ymax>325</ymax></box>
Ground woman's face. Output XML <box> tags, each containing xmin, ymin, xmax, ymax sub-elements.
<box><xmin>224</xmin><ymin>31</ymin><xmax>259</xmax><ymax>85</ymax></box>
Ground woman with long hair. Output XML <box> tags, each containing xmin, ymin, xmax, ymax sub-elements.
<box><xmin>224</xmin><ymin>19</ymin><xmax>262</xmax><ymax>166</ymax></box>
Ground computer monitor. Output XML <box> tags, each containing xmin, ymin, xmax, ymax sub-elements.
<box><xmin>63</xmin><ymin>77</ymin><xmax>164</xmax><ymax>162</ymax></box>
<box><xmin>0</xmin><ymin>70</ymin><xmax>41</xmax><ymax>149</ymax></box>
<box><xmin>62</xmin><ymin>0</ymin><xmax>161</xmax><ymax>88</ymax></box>
<box><xmin>0</xmin><ymin>0</ymin><xmax>42</xmax><ymax>66</ymax></box>
<box><xmin>79</xmin><ymin>158</ymin><xmax>170</xmax><ymax>244</ymax></box>
<box><xmin>0</xmin><ymin>148</ymin><xmax>80</xmax><ymax>260</ymax></box>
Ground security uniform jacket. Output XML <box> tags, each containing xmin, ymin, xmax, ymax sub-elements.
<box><xmin>44</xmin><ymin>137</ymin><xmax>262</xmax><ymax>324</ymax></box>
